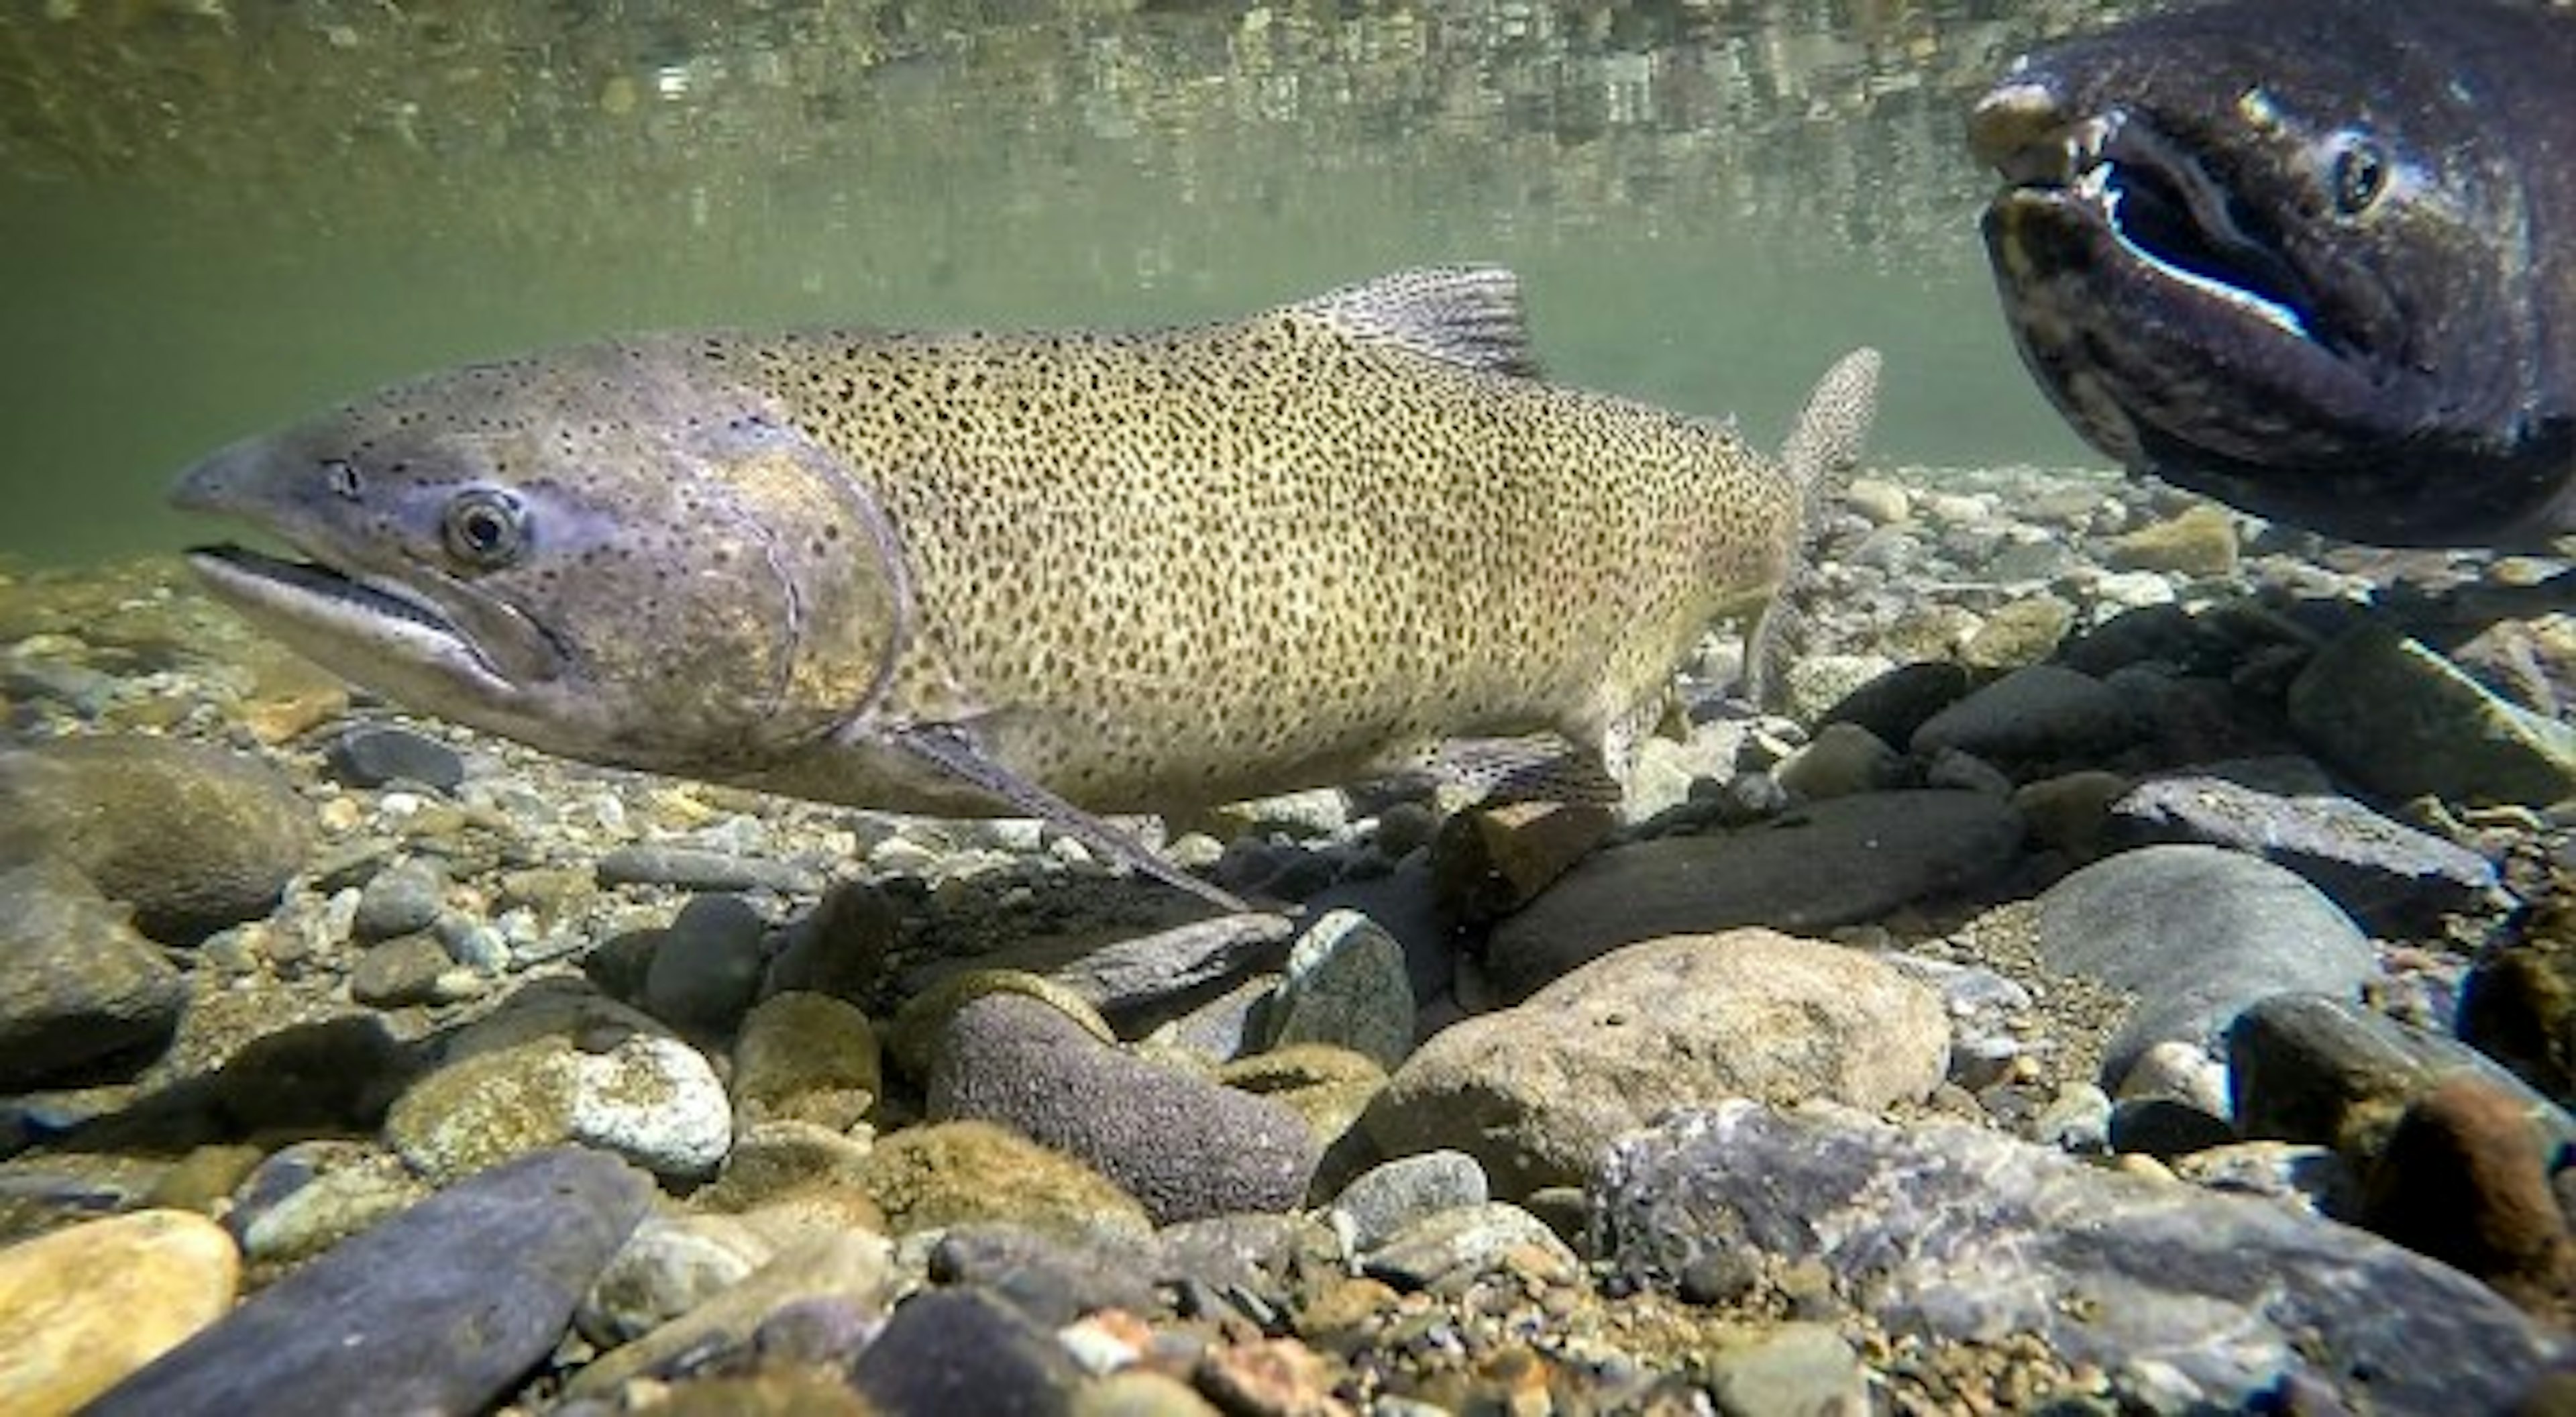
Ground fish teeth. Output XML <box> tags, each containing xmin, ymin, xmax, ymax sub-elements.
<box><xmin>2068</xmin><ymin>115</ymin><xmax>2113</xmax><ymax>176</ymax></box>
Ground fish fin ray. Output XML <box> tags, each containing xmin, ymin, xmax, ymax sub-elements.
<box><xmin>883</xmin><ymin>723</ymin><xmax>1247</xmax><ymax>911</ymax></box>
<box><xmin>1285</xmin><ymin>266</ymin><xmax>1540</xmax><ymax>378</ymax></box>
<box><xmin>1401</xmin><ymin>733</ymin><xmax>1625</xmax><ymax>809</ymax></box>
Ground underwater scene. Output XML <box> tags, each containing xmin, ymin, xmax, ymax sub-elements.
<box><xmin>5</xmin><ymin>0</ymin><xmax>2576</xmax><ymax>1412</ymax></box>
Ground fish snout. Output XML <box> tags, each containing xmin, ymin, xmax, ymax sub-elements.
<box><xmin>1969</xmin><ymin>81</ymin><xmax>2104</xmax><ymax>188</ymax></box>
<box><xmin>168</xmin><ymin>438</ymin><xmax>270</xmax><ymax>515</ymax></box>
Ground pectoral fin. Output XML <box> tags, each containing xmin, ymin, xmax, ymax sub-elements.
<box><xmin>883</xmin><ymin>723</ymin><xmax>1248</xmax><ymax>912</ymax></box>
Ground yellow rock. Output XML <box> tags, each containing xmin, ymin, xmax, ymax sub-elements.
<box><xmin>0</xmin><ymin>1209</ymin><xmax>239</xmax><ymax>1415</ymax></box>
<box><xmin>239</xmin><ymin>651</ymin><xmax>352</xmax><ymax>744</ymax></box>
<box><xmin>2110</xmin><ymin>504</ymin><xmax>2240</xmax><ymax>578</ymax></box>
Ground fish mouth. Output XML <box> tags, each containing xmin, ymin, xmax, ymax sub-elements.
<box><xmin>182</xmin><ymin>543</ymin><xmax>524</xmax><ymax>692</ymax></box>
<box><xmin>1972</xmin><ymin>83</ymin><xmax>2318</xmax><ymax>346</ymax></box>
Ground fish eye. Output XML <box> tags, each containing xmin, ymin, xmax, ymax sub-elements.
<box><xmin>322</xmin><ymin>459</ymin><xmax>363</xmax><ymax>500</ymax></box>
<box><xmin>441</xmin><ymin>488</ymin><xmax>529</xmax><ymax>569</ymax></box>
<box><xmin>2327</xmin><ymin>134</ymin><xmax>2388</xmax><ymax>217</ymax></box>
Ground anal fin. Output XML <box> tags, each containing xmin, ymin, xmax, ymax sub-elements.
<box><xmin>885</xmin><ymin>723</ymin><xmax>1248</xmax><ymax>912</ymax></box>
<box><xmin>1415</xmin><ymin>733</ymin><xmax>1625</xmax><ymax>811</ymax></box>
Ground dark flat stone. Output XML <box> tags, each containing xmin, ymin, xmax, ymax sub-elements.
<box><xmin>2107</xmin><ymin>772</ymin><xmax>2500</xmax><ymax>933</ymax></box>
<box><xmin>87</xmin><ymin>1147</ymin><xmax>653</xmax><ymax>1417</ymax></box>
<box><xmin>1488</xmin><ymin>790</ymin><xmax>2026</xmax><ymax>1000</ymax></box>
<box><xmin>851</xmin><ymin>1286</ymin><xmax>1082</xmax><ymax>1417</ymax></box>
<box><xmin>596</xmin><ymin>845</ymin><xmax>822</xmax><ymax>895</ymax></box>
<box><xmin>324</xmin><ymin>725</ymin><xmax>466</xmax><ymax>792</ymax></box>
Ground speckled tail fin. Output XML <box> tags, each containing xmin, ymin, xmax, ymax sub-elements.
<box><xmin>1286</xmin><ymin>266</ymin><xmax>1540</xmax><ymax>378</ymax></box>
<box><xmin>1746</xmin><ymin>348</ymin><xmax>1884</xmax><ymax>711</ymax></box>
<box><xmin>884</xmin><ymin>723</ymin><xmax>1248</xmax><ymax>912</ymax></box>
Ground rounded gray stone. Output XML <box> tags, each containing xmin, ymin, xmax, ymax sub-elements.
<box><xmin>324</xmin><ymin>726</ymin><xmax>466</xmax><ymax>792</ymax></box>
<box><xmin>1265</xmin><ymin>909</ymin><xmax>1415</xmax><ymax>1070</ymax></box>
<box><xmin>642</xmin><ymin>893</ymin><xmax>768</xmax><ymax>1036</ymax></box>
<box><xmin>927</xmin><ymin>992</ymin><xmax>1320</xmax><ymax>1224</ymax></box>
<box><xmin>0</xmin><ymin>856</ymin><xmax>184</xmax><ymax>1087</ymax></box>
<box><xmin>1326</xmin><ymin>1149</ymin><xmax>1489</xmax><ymax>1251</ymax></box>
<box><xmin>352</xmin><ymin>859</ymin><xmax>446</xmax><ymax>943</ymax></box>
<box><xmin>349</xmin><ymin>933</ymin><xmax>458</xmax><ymax>1009</ymax></box>
<box><xmin>576</xmin><ymin>1213</ymin><xmax>777</xmax><ymax>1347</ymax></box>
<box><xmin>2037</xmin><ymin>845</ymin><xmax>2374</xmax><ymax>1085</ymax></box>
<box><xmin>1706</xmin><ymin>1323</ymin><xmax>1870</xmax><ymax>1417</ymax></box>
<box><xmin>0</xmin><ymin>735</ymin><xmax>309</xmax><ymax>944</ymax></box>
<box><xmin>1774</xmin><ymin>721</ymin><xmax>1905</xmax><ymax>801</ymax></box>
<box><xmin>1360</xmin><ymin>1200</ymin><xmax>1577</xmax><ymax>1294</ymax></box>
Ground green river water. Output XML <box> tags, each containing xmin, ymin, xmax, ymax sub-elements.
<box><xmin>0</xmin><ymin>0</ymin><xmax>2159</xmax><ymax>567</ymax></box>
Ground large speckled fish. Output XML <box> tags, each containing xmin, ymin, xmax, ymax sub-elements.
<box><xmin>173</xmin><ymin>268</ymin><xmax>1879</xmax><ymax>905</ymax></box>
<box><xmin>1971</xmin><ymin>0</ymin><xmax>2576</xmax><ymax>548</ymax></box>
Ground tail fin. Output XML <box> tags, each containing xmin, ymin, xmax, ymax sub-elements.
<box><xmin>1746</xmin><ymin>348</ymin><xmax>1883</xmax><ymax>712</ymax></box>
<box><xmin>1781</xmin><ymin>346</ymin><xmax>1884</xmax><ymax>507</ymax></box>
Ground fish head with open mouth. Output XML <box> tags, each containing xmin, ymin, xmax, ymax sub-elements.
<box><xmin>1972</xmin><ymin>0</ymin><xmax>2576</xmax><ymax>547</ymax></box>
<box><xmin>172</xmin><ymin>339</ymin><xmax>911</xmax><ymax>772</ymax></box>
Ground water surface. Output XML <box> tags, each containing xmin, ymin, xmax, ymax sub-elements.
<box><xmin>0</xmin><ymin>0</ymin><xmax>2161</xmax><ymax>566</ymax></box>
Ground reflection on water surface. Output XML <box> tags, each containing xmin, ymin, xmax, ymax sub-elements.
<box><xmin>0</xmin><ymin>0</ymin><xmax>2160</xmax><ymax>565</ymax></box>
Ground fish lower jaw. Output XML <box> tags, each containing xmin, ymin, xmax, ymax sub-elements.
<box><xmin>182</xmin><ymin>545</ymin><xmax>516</xmax><ymax>699</ymax></box>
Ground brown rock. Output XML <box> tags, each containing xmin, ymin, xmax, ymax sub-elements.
<box><xmin>1432</xmin><ymin>798</ymin><xmax>1615</xmax><ymax>923</ymax></box>
<box><xmin>0</xmin><ymin>735</ymin><xmax>310</xmax><ymax>943</ymax></box>
<box><xmin>2462</xmin><ymin>908</ymin><xmax>2576</xmax><ymax>1104</ymax></box>
<box><xmin>1365</xmin><ymin>930</ymin><xmax>1949</xmax><ymax>1196</ymax></box>
<box><xmin>856</xmin><ymin>1120</ymin><xmax>1150</xmax><ymax>1240</ymax></box>
<box><xmin>566</xmin><ymin>1235</ymin><xmax>897</xmax><ymax>1399</ymax></box>
<box><xmin>733</xmin><ymin>992</ymin><xmax>883</xmax><ymax>1131</ymax></box>
<box><xmin>2363</xmin><ymin>1077</ymin><xmax>2576</xmax><ymax>1323</ymax></box>
<box><xmin>1194</xmin><ymin>1336</ymin><xmax>1353</xmax><ymax>1417</ymax></box>
<box><xmin>2110</xmin><ymin>505</ymin><xmax>2239</xmax><ymax>578</ymax></box>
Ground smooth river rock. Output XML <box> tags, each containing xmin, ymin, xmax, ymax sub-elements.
<box><xmin>0</xmin><ymin>855</ymin><xmax>184</xmax><ymax>1087</ymax></box>
<box><xmin>384</xmin><ymin>982</ymin><xmax>733</xmax><ymax>1182</ymax></box>
<box><xmin>2037</xmin><ymin>844</ymin><xmax>2375</xmax><ymax>1086</ymax></box>
<box><xmin>1487</xmin><ymin>790</ymin><xmax>2025</xmax><ymax>999</ymax></box>
<box><xmin>1908</xmin><ymin>663</ymin><xmax>2145</xmax><ymax>767</ymax></box>
<box><xmin>87</xmin><ymin>1147</ymin><xmax>653</xmax><ymax>1417</ymax></box>
<box><xmin>2106</xmin><ymin>770</ymin><xmax>2500</xmax><ymax>933</ymax></box>
<box><xmin>0</xmin><ymin>734</ymin><xmax>309</xmax><ymax>943</ymax></box>
<box><xmin>1595</xmin><ymin>1102</ymin><xmax>2565</xmax><ymax>1414</ymax></box>
<box><xmin>0</xmin><ymin>1209</ymin><xmax>239</xmax><ymax>1416</ymax></box>
<box><xmin>2287</xmin><ymin>625</ymin><xmax>2576</xmax><ymax>806</ymax></box>
<box><xmin>928</xmin><ymin>992</ymin><xmax>1319</xmax><ymax>1224</ymax></box>
<box><xmin>2228</xmin><ymin>992</ymin><xmax>2576</xmax><ymax>1165</ymax></box>
<box><xmin>1367</xmin><ymin>930</ymin><xmax>1948</xmax><ymax>1197</ymax></box>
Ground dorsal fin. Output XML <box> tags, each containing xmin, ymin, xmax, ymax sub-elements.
<box><xmin>1282</xmin><ymin>266</ymin><xmax>1540</xmax><ymax>378</ymax></box>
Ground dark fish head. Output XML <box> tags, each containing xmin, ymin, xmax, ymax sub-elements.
<box><xmin>1972</xmin><ymin>0</ymin><xmax>2576</xmax><ymax>547</ymax></box>
<box><xmin>173</xmin><ymin>339</ymin><xmax>911</xmax><ymax>772</ymax></box>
